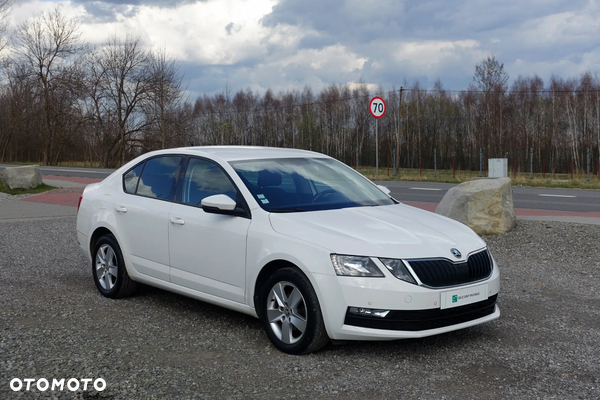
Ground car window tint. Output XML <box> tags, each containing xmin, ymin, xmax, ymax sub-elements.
<box><xmin>136</xmin><ymin>156</ymin><xmax>182</xmax><ymax>199</ymax></box>
<box><xmin>123</xmin><ymin>163</ymin><xmax>143</xmax><ymax>194</ymax></box>
<box><xmin>181</xmin><ymin>158</ymin><xmax>237</xmax><ymax>206</ymax></box>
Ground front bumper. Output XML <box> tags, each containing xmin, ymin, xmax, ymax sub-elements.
<box><xmin>344</xmin><ymin>294</ymin><xmax>498</xmax><ymax>331</ymax></box>
<box><xmin>312</xmin><ymin>259</ymin><xmax>500</xmax><ymax>341</ymax></box>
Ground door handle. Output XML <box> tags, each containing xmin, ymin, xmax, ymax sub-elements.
<box><xmin>115</xmin><ymin>206</ymin><xmax>128</xmax><ymax>213</ymax></box>
<box><xmin>170</xmin><ymin>217</ymin><xmax>185</xmax><ymax>225</ymax></box>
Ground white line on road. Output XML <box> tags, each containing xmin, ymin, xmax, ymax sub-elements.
<box><xmin>409</xmin><ymin>187</ymin><xmax>444</xmax><ymax>191</ymax></box>
<box><xmin>538</xmin><ymin>194</ymin><xmax>576</xmax><ymax>198</ymax></box>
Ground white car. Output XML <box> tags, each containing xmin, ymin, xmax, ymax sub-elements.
<box><xmin>76</xmin><ymin>146</ymin><xmax>500</xmax><ymax>354</ymax></box>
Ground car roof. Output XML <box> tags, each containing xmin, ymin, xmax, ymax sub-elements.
<box><xmin>171</xmin><ymin>146</ymin><xmax>328</xmax><ymax>162</ymax></box>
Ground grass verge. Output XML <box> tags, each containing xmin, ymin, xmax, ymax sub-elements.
<box><xmin>358</xmin><ymin>167</ymin><xmax>600</xmax><ymax>190</ymax></box>
<box><xmin>0</xmin><ymin>181</ymin><xmax>55</xmax><ymax>196</ymax></box>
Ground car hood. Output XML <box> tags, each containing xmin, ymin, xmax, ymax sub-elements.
<box><xmin>268</xmin><ymin>204</ymin><xmax>486</xmax><ymax>260</ymax></box>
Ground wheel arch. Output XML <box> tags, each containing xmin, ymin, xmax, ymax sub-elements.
<box><xmin>253</xmin><ymin>259</ymin><xmax>305</xmax><ymax>319</ymax></box>
<box><xmin>89</xmin><ymin>226</ymin><xmax>115</xmax><ymax>256</ymax></box>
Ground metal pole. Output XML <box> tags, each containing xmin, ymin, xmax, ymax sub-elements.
<box><xmin>375</xmin><ymin>119</ymin><xmax>379</xmax><ymax>180</ymax></box>
<box><xmin>587</xmin><ymin>147</ymin><xmax>590</xmax><ymax>183</ymax></box>
<box><xmin>434</xmin><ymin>148</ymin><xmax>437</xmax><ymax>181</ymax></box>
<box><xmin>392</xmin><ymin>148</ymin><xmax>396</xmax><ymax>179</ymax></box>
<box><xmin>396</xmin><ymin>87</ymin><xmax>403</xmax><ymax>177</ymax></box>
<box><xmin>356</xmin><ymin>147</ymin><xmax>358</xmax><ymax>170</ymax></box>
<box><xmin>479</xmin><ymin>148</ymin><xmax>482</xmax><ymax>177</ymax></box>
<box><xmin>530</xmin><ymin>147</ymin><xmax>533</xmax><ymax>180</ymax></box>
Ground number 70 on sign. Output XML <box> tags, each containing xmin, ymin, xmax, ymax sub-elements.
<box><xmin>369</xmin><ymin>97</ymin><xmax>386</xmax><ymax>118</ymax></box>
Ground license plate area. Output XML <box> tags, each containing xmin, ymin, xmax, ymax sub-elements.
<box><xmin>440</xmin><ymin>284</ymin><xmax>488</xmax><ymax>310</ymax></box>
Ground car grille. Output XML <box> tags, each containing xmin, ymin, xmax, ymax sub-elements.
<box><xmin>344</xmin><ymin>295</ymin><xmax>498</xmax><ymax>331</ymax></box>
<box><xmin>407</xmin><ymin>249</ymin><xmax>493</xmax><ymax>288</ymax></box>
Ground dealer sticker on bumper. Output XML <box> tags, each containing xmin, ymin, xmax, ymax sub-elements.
<box><xmin>440</xmin><ymin>284</ymin><xmax>488</xmax><ymax>310</ymax></box>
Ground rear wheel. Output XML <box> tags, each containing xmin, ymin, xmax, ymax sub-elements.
<box><xmin>92</xmin><ymin>235</ymin><xmax>136</xmax><ymax>298</ymax></box>
<box><xmin>260</xmin><ymin>267</ymin><xmax>329</xmax><ymax>354</ymax></box>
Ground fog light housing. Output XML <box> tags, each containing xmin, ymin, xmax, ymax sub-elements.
<box><xmin>348</xmin><ymin>307</ymin><xmax>390</xmax><ymax>318</ymax></box>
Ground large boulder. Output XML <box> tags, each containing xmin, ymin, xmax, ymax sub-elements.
<box><xmin>435</xmin><ymin>177</ymin><xmax>516</xmax><ymax>235</ymax></box>
<box><xmin>1</xmin><ymin>165</ymin><xmax>43</xmax><ymax>190</ymax></box>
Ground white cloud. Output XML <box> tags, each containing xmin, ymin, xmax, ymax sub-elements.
<box><xmin>517</xmin><ymin>9</ymin><xmax>600</xmax><ymax>48</ymax></box>
<box><xmin>381</xmin><ymin>39</ymin><xmax>485</xmax><ymax>81</ymax></box>
<box><xmin>8</xmin><ymin>0</ymin><xmax>600</xmax><ymax>95</ymax></box>
<box><xmin>273</xmin><ymin>44</ymin><xmax>367</xmax><ymax>72</ymax></box>
<box><xmin>13</xmin><ymin>0</ymin><xmax>277</xmax><ymax>65</ymax></box>
<box><xmin>10</xmin><ymin>1</ymin><xmax>85</xmax><ymax>26</ymax></box>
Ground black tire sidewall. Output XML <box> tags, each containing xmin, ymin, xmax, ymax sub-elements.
<box><xmin>260</xmin><ymin>268</ymin><xmax>323</xmax><ymax>355</ymax></box>
<box><xmin>92</xmin><ymin>235</ymin><xmax>127</xmax><ymax>298</ymax></box>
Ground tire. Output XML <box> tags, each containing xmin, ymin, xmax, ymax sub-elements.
<box><xmin>260</xmin><ymin>267</ymin><xmax>329</xmax><ymax>354</ymax></box>
<box><xmin>92</xmin><ymin>234</ymin><xmax>136</xmax><ymax>298</ymax></box>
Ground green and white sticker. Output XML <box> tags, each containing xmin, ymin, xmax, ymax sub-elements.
<box><xmin>441</xmin><ymin>284</ymin><xmax>488</xmax><ymax>309</ymax></box>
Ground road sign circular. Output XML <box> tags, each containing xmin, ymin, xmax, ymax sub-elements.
<box><xmin>369</xmin><ymin>97</ymin><xmax>386</xmax><ymax>119</ymax></box>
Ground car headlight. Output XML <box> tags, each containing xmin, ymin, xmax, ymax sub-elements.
<box><xmin>379</xmin><ymin>258</ymin><xmax>417</xmax><ymax>284</ymax></box>
<box><xmin>330</xmin><ymin>255</ymin><xmax>384</xmax><ymax>277</ymax></box>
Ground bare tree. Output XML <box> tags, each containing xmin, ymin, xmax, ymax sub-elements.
<box><xmin>0</xmin><ymin>0</ymin><xmax>11</xmax><ymax>55</ymax></box>
<box><xmin>143</xmin><ymin>48</ymin><xmax>188</xmax><ymax>150</ymax></box>
<box><xmin>86</xmin><ymin>35</ymin><xmax>153</xmax><ymax>167</ymax></box>
<box><xmin>13</xmin><ymin>7</ymin><xmax>83</xmax><ymax>164</ymax></box>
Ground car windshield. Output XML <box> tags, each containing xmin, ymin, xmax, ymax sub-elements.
<box><xmin>229</xmin><ymin>157</ymin><xmax>396</xmax><ymax>212</ymax></box>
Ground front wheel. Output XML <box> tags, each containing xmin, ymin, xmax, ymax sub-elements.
<box><xmin>92</xmin><ymin>234</ymin><xmax>136</xmax><ymax>298</ymax></box>
<box><xmin>260</xmin><ymin>267</ymin><xmax>329</xmax><ymax>354</ymax></box>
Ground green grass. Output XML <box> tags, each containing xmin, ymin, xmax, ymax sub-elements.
<box><xmin>358</xmin><ymin>166</ymin><xmax>600</xmax><ymax>190</ymax></box>
<box><xmin>0</xmin><ymin>181</ymin><xmax>55</xmax><ymax>195</ymax></box>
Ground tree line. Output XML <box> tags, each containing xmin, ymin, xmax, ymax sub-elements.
<box><xmin>1</xmin><ymin>5</ymin><xmax>599</xmax><ymax>175</ymax></box>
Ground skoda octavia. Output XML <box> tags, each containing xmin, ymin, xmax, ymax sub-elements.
<box><xmin>76</xmin><ymin>146</ymin><xmax>500</xmax><ymax>354</ymax></box>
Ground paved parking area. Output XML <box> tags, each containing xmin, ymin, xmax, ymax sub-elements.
<box><xmin>0</xmin><ymin>216</ymin><xmax>598</xmax><ymax>399</ymax></box>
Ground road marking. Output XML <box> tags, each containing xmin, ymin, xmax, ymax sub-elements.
<box><xmin>538</xmin><ymin>194</ymin><xmax>576</xmax><ymax>198</ymax></box>
<box><xmin>409</xmin><ymin>187</ymin><xmax>444</xmax><ymax>191</ymax></box>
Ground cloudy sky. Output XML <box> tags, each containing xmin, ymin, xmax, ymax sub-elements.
<box><xmin>7</xmin><ymin>0</ymin><xmax>600</xmax><ymax>97</ymax></box>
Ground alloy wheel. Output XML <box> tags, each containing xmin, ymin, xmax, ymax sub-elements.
<box><xmin>95</xmin><ymin>244</ymin><xmax>118</xmax><ymax>291</ymax></box>
<box><xmin>266</xmin><ymin>281</ymin><xmax>308</xmax><ymax>345</ymax></box>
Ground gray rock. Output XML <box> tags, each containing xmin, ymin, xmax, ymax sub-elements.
<box><xmin>1</xmin><ymin>165</ymin><xmax>43</xmax><ymax>189</ymax></box>
<box><xmin>435</xmin><ymin>177</ymin><xmax>516</xmax><ymax>235</ymax></box>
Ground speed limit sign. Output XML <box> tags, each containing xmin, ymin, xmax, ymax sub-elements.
<box><xmin>369</xmin><ymin>97</ymin><xmax>386</xmax><ymax>118</ymax></box>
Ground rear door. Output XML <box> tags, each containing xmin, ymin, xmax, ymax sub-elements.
<box><xmin>114</xmin><ymin>155</ymin><xmax>183</xmax><ymax>281</ymax></box>
<box><xmin>168</xmin><ymin>157</ymin><xmax>250</xmax><ymax>303</ymax></box>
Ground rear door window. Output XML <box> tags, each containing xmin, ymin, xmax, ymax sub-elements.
<box><xmin>135</xmin><ymin>156</ymin><xmax>183</xmax><ymax>200</ymax></box>
<box><xmin>123</xmin><ymin>163</ymin><xmax>144</xmax><ymax>194</ymax></box>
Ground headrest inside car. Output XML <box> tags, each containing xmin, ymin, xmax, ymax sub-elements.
<box><xmin>258</xmin><ymin>170</ymin><xmax>282</xmax><ymax>187</ymax></box>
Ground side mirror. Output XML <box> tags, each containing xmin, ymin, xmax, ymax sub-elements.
<box><xmin>377</xmin><ymin>185</ymin><xmax>391</xmax><ymax>195</ymax></box>
<box><xmin>200</xmin><ymin>194</ymin><xmax>235</xmax><ymax>211</ymax></box>
<box><xmin>200</xmin><ymin>194</ymin><xmax>245</xmax><ymax>215</ymax></box>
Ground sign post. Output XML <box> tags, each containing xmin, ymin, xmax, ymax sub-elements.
<box><xmin>369</xmin><ymin>97</ymin><xmax>386</xmax><ymax>179</ymax></box>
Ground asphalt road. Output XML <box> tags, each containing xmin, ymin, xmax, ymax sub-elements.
<box><xmin>375</xmin><ymin>180</ymin><xmax>600</xmax><ymax>213</ymax></box>
<box><xmin>1</xmin><ymin>163</ymin><xmax>599</xmax><ymax>213</ymax></box>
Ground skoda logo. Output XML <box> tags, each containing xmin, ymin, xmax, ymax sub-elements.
<box><xmin>450</xmin><ymin>248</ymin><xmax>462</xmax><ymax>258</ymax></box>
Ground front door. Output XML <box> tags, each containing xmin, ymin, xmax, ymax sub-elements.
<box><xmin>168</xmin><ymin>157</ymin><xmax>250</xmax><ymax>303</ymax></box>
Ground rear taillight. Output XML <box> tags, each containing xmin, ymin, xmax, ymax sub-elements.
<box><xmin>77</xmin><ymin>195</ymin><xmax>83</xmax><ymax>212</ymax></box>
